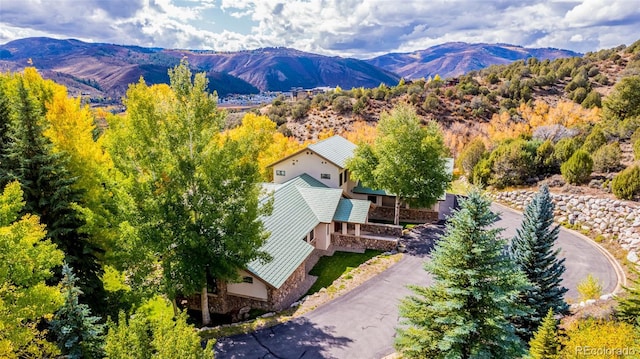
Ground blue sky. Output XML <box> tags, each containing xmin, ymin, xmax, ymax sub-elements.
<box><xmin>1</xmin><ymin>0</ymin><xmax>639</xmax><ymax>58</ymax></box>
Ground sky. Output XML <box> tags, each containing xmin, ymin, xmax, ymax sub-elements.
<box><xmin>1</xmin><ymin>0</ymin><xmax>639</xmax><ymax>59</ymax></box>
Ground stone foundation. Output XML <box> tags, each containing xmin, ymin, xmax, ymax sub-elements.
<box><xmin>369</xmin><ymin>206</ymin><xmax>439</xmax><ymax>223</ymax></box>
<box><xmin>332</xmin><ymin>233</ymin><xmax>398</xmax><ymax>251</ymax></box>
<box><xmin>361</xmin><ymin>222</ymin><xmax>403</xmax><ymax>237</ymax></box>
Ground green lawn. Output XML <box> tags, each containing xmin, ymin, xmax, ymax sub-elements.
<box><xmin>305</xmin><ymin>250</ymin><xmax>382</xmax><ymax>296</ymax></box>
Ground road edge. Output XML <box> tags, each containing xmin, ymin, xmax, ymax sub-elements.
<box><xmin>492</xmin><ymin>201</ymin><xmax>627</xmax><ymax>296</ymax></box>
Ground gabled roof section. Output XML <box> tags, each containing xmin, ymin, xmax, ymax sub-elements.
<box><xmin>307</xmin><ymin>135</ymin><xmax>357</xmax><ymax>169</ymax></box>
<box><xmin>333</xmin><ymin>198</ymin><xmax>370</xmax><ymax>224</ymax></box>
<box><xmin>297</xmin><ymin>187</ymin><xmax>343</xmax><ymax>223</ymax></box>
<box><xmin>248</xmin><ymin>173</ymin><xmax>342</xmax><ymax>289</ymax></box>
<box><xmin>268</xmin><ymin>135</ymin><xmax>356</xmax><ymax>169</ymax></box>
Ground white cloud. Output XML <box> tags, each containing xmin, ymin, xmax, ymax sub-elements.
<box><xmin>0</xmin><ymin>0</ymin><xmax>638</xmax><ymax>57</ymax></box>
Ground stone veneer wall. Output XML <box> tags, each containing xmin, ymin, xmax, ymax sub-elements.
<box><xmin>361</xmin><ymin>222</ymin><xmax>403</xmax><ymax>236</ymax></box>
<box><xmin>369</xmin><ymin>206</ymin><xmax>439</xmax><ymax>223</ymax></box>
<box><xmin>491</xmin><ymin>190</ymin><xmax>640</xmax><ymax>263</ymax></box>
<box><xmin>187</xmin><ymin>259</ymin><xmax>313</xmax><ymax>316</ymax></box>
<box><xmin>332</xmin><ymin>233</ymin><xmax>398</xmax><ymax>251</ymax></box>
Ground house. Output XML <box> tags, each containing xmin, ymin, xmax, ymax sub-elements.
<box><xmin>193</xmin><ymin>135</ymin><xmax>451</xmax><ymax>317</ymax></box>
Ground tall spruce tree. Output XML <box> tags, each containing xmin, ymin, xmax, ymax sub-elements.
<box><xmin>510</xmin><ymin>184</ymin><xmax>568</xmax><ymax>339</ymax></box>
<box><xmin>0</xmin><ymin>82</ymin><xmax>13</xmax><ymax>186</ymax></box>
<box><xmin>528</xmin><ymin>309</ymin><xmax>560</xmax><ymax>359</ymax></box>
<box><xmin>617</xmin><ymin>261</ymin><xmax>640</xmax><ymax>324</ymax></box>
<box><xmin>395</xmin><ymin>190</ymin><xmax>530</xmax><ymax>358</ymax></box>
<box><xmin>4</xmin><ymin>78</ymin><xmax>105</xmax><ymax>311</ymax></box>
<box><xmin>51</xmin><ymin>264</ymin><xmax>104</xmax><ymax>359</ymax></box>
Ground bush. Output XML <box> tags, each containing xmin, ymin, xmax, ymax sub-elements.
<box><xmin>331</xmin><ymin>95</ymin><xmax>352</xmax><ymax>114</ymax></box>
<box><xmin>581</xmin><ymin>90</ymin><xmax>602</xmax><ymax>109</ymax></box>
<box><xmin>577</xmin><ymin>274</ymin><xmax>602</xmax><ymax>301</ymax></box>
<box><xmin>611</xmin><ymin>165</ymin><xmax>640</xmax><ymax>200</ymax></box>
<box><xmin>535</xmin><ymin>140</ymin><xmax>558</xmax><ymax>175</ymax></box>
<box><xmin>489</xmin><ymin>139</ymin><xmax>538</xmax><ymax>188</ymax></box>
<box><xmin>458</xmin><ymin>139</ymin><xmax>486</xmax><ymax>177</ymax></box>
<box><xmin>592</xmin><ymin>142</ymin><xmax>621</xmax><ymax>172</ymax></box>
<box><xmin>553</xmin><ymin>137</ymin><xmax>579</xmax><ymax>163</ymax></box>
<box><xmin>472</xmin><ymin>157</ymin><xmax>492</xmax><ymax>186</ymax></box>
<box><xmin>581</xmin><ymin>127</ymin><xmax>607</xmax><ymax>153</ymax></box>
<box><xmin>561</xmin><ymin>150</ymin><xmax>593</xmax><ymax>184</ymax></box>
<box><xmin>635</xmin><ymin>139</ymin><xmax>640</xmax><ymax>160</ymax></box>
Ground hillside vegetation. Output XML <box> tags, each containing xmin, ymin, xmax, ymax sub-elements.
<box><xmin>266</xmin><ymin>39</ymin><xmax>640</xmax><ymax>199</ymax></box>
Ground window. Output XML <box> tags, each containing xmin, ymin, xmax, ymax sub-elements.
<box><xmin>308</xmin><ymin>229</ymin><xmax>315</xmax><ymax>243</ymax></box>
<box><xmin>242</xmin><ymin>276</ymin><xmax>253</xmax><ymax>284</ymax></box>
<box><xmin>320</xmin><ymin>173</ymin><xmax>331</xmax><ymax>179</ymax></box>
<box><xmin>275</xmin><ymin>170</ymin><xmax>286</xmax><ymax>176</ymax></box>
<box><xmin>339</xmin><ymin>172</ymin><xmax>343</xmax><ymax>186</ymax></box>
<box><xmin>368</xmin><ymin>195</ymin><xmax>377</xmax><ymax>204</ymax></box>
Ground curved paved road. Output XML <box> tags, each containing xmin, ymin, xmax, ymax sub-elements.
<box><xmin>215</xmin><ymin>202</ymin><xmax>619</xmax><ymax>359</ymax></box>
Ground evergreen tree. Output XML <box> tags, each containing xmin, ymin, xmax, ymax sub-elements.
<box><xmin>528</xmin><ymin>309</ymin><xmax>560</xmax><ymax>359</ymax></box>
<box><xmin>395</xmin><ymin>190</ymin><xmax>530</xmax><ymax>358</ymax></box>
<box><xmin>617</xmin><ymin>261</ymin><xmax>640</xmax><ymax>324</ymax></box>
<box><xmin>0</xmin><ymin>83</ymin><xmax>12</xmax><ymax>186</ymax></box>
<box><xmin>510</xmin><ymin>184</ymin><xmax>568</xmax><ymax>339</ymax></box>
<box><xmin>51</xmin><ymin>264</ymin><xmax>104</xmax><ymax>359</ymax></box>
<box><xmin>4</xmin><ymin>78</ymin><xmax>106</xmax><ymax>310</ymax></box>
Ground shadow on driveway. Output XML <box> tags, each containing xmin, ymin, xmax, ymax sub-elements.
<box><xmin>400</xmin><ymin>224</ymin><xmax>443</xmax><ymax>257</ymax></box>
<box><xmin>215</xmin><ymin>317</ymin><xmax>353</xmax><ymax>359</ymax></box>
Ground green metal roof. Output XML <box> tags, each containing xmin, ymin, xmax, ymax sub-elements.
<box><xmin>333</xmin><ymin>198</ymin><xmax>370</xmax><ymax>224</ymax></box>
<box><xmin>297</xmin><ymin>187</ymin><xmax>343</xmax><ymax>223</ymax></box>
<box><xmin>248</xmin><ymin>174</ymin><xmax>344</xmax><ymax>289</ymax></box>
<box><xmin>307</xmin><ymin>135</ymin><xmax>356</xmax><ymax>169</ymax></box>
<box><xmin>352</xmin><ymin>182</ymin><xmax>390</xmax><ymax>196</ymax></box>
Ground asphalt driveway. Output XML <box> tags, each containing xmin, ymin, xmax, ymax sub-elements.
<box><xmin>215</xmin><ymin>201</ymin><xmax>620</xmax><ymax>359</ymax></box>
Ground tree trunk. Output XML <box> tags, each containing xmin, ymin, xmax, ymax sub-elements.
<box><xmin>394</xmin><ymin>196</ymin><xmax>400</xmax><ymax>226</ymax></box>
<box><xmin>171</xmin><ymin>298</ymin><xmax>178</xmax><ymax>317</ymax></box>
<box><xmin>201</xmin><ymin>285</ymin><xmax>211</xmax><ymax>326</ymax></box>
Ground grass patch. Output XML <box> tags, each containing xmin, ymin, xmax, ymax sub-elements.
<box><xmin>306</xmin><ymin>250</ymin><xmax>381</xmax><ymax>295</ymax></box>
<box><xmin>449</xmin><ymin>178</ymin><xmax>472</xmax><ymax>195</ymax></box>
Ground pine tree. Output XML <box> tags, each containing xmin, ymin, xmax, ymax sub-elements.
<box><xmin>4</xmin><ymin>78</ymin><xmax>106</xmax><ymax>310</ymax></box>
<box><xmin>0</xmin><ymin>83</ymin><xmax>14</xmax><ymax>186</ymax></box>
<box><xmin>617</xmin><ymin>261</ymin><xmax>640</xmax><ymax>324</ymax></box>
<box><xmin>51</xmin><ymin>264</ymin><xmax>104</xmax><ymax>359</ymax></box>
<box><xmin>528</xmin><ymin>309</ymin><xmax>560</xmax><ymax>359</ymax></box>
<box><xmin>510</xmin><ymin>184</ymin><xmax>568</xmax><ymax>339</ymax></box>
<box><xmin>395</xmin><ymin>190</ymin><xmax>530</xmax><ymax>358</ymax></box>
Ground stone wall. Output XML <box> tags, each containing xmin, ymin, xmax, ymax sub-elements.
<box><xmin>361</xmin><ymin>222</ymin><xmax>403</xmax><ymax>237</ymax></box>
<box><xmin>369</xmin><ymin>206</ymin><xmax>439</xmax><ymax>223</ymax></box>
<box><xmin>491</xmin><ymin>190</ymin><xmax>640</xmax><ymax>263</ymax></box>
<box><xmin>332</xmin><ymin>233</ymin><xmax>398</xmax><ymax>251</ymax></box>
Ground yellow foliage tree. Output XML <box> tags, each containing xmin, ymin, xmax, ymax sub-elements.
<box><xmin>343</xmin><ymin>120</ymin><xmax>378</xmax><ymax>145</ymax></box>
<box><xmin>487</xmin><ymin>111</ymin><xmax>531</xmax><ymax>143</ymax></box>
<box><xmin>561</xmin><ymin>319</ymin><xmax>639</xmax><ymax>358</ymax></box>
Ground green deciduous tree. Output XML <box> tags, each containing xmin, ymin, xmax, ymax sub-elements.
<box><xmin>0</xmin><ymin>181</ymin><xmax>64</xmax><ymax>358</ymax></box>
<box><xmin>528</xmin><ymin>309</ymin><xmax>560</xmax><ymax>359</ymax></box>
<box><xmin>395</xmin><ymin>190</ymin><xmax>530</xmax><ymax>358</ymax></box>
<box><xmin>346</xmin><ymin>104</ymin><xmax>450</xmax><ymax>225</ymax></box>
<box><xmin>510</xmin><ymin>185</ymin><xmax>568</xmax><ymax>339</ymax></box>
<box><xmin>50</xmin><ymin>264</ymin><xmax>105</xmax><ymax>359</ymax></box>
<box><xmin>458</xmin><ymin>138</ymin><xmax>486</xmax><ymax>177</ymax></box>
<box><xmin>104</xmin><ymin>298</ymin><xmax>214</xmax><ymax>359</ymax></box>
<box><xmin>107</xmin><ymin>60</ymin><xmax>269</xmax><ymax>325</ymax></box>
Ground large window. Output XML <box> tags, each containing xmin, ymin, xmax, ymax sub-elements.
<box><xmin>275</xmin><ymin>170</ymin><xmax>286</xmax><ymax>176</ymax></box>
<box><xmin>321</xmin><ymin>173</ymin><xmax>331</xmax><ymax>179</ymax></box>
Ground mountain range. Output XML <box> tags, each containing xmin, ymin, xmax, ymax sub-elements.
<box><xmin>0</xmin><ymin>37</ymin><xmax>580</xmax><ymax>102</ymax></box>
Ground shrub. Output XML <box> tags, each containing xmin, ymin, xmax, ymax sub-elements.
<box><xmin>561</xmin><ymin>150</ymin><xmax>593</xmax><ymax>184</ymax></box>
<box><xmin>561</xmin><ymin>318</ymin><xmax>639</xmax><ymax>357</ymax></box>
<box><xmin>489</xmin><ymin>139</ymin><xmax>538</xmax><ymax>188</ymax></box>
<box><xmin>458</xmin><ymin>139</ymin><xmax>486</xmax><ymax>177</ymax></box>
<box><xmin>472</xmin><ymin>157</ymin><xmax>492</xmax><ymax>186</ymax></box>
<box><xmin>611</xmin><ymin>165</ymin><xmax>640</xmax><ymax>200</ymax></box>
<box><xmin>577</xmin><ymin>274</ymin><xmax>602</xmax><ymax>301</ymax></box>
<box><xmin>535</xmin><ymin>140</ymin><xmax>558</xmax><ymax>175</ymax></box>
<box><xmin>592</xmin><ymin>142</ymin><xmax>621</xmax><ymax>173</ymax></box>
<box><xmin>332</xmin><ymin>95</ymin><xmax>352</xmax><ymax>114</ymax></box>
<box><xmin>581</xmin><ymin>127</ymin><xmax>607</xmax><ymax>153</ymax></box>
<box><xmin>581</xmin><ymin>90</ymin><xmax>602</xmax><ymax>109</ymax></box>
<box><xmin>553</xmin><ymin>137</ymin><xmax>579</xmax><ymax>163</ymax></box>
<box><xmin>635</xmin><ymin>139</ymin><xmax>640</xmax><ymax>160</ymax></box>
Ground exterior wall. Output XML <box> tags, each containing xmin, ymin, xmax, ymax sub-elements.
<box><xmin>273</xmin><ymin>151</ymin><xmax>341</xmax><ymax>187</ymax></box>
<box><xmin>331</xmin><ymin>233</ymin><xmax>398</xmax><ymax>251</ymax></box>
<box><xmin>314</xmin><ymin>222</ymin><xmax>332</xmax><ymax>250</ymax></box>
<box><xmin>188</xmin><ymin>260</ymin><xmax>315</xmax><ymax>318</ymax></box>
<box><xmin>369</xmin><ymin>206</ymin><xmax>439</xmax><ymax>223</ymax></box>
<box><xmin>361</xmin><ymin>222</ymin><xmax>403</xmax><ymax>237</ymax></box>
<box><xmin>226</xmin><ymin>270</ymin><xmax>268</xmax><ymax>301</ymax></box>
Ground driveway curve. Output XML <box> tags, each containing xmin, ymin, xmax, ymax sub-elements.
<box><xmin>215</xmin><ymin>201</ymin><xmax>620</xmax><ymax>359</ymax></box>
